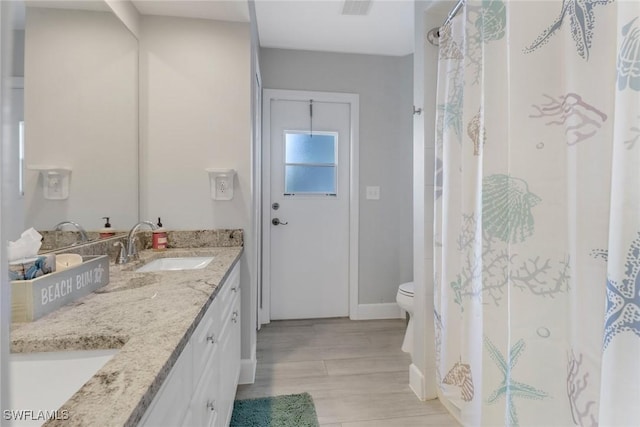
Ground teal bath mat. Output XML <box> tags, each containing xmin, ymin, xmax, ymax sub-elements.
<box><xmin>230</xmin><ymin>392</ymin><xmax>320</xmax><ymax>427</ymax></box>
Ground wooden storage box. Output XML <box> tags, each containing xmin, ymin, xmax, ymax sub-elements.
<box><xmin>12</xmin><ymin>255</ymin><xmax>109</xmax><ymax>322</ymax></box>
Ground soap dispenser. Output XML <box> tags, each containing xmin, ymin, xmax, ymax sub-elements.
<box><xmin>152</xmin><ymin>217</ymin><xmax>168</xmax><ymax>251</ymax></box>
<box><xmin>100</xmin><ymin>217</ymin><xmax>115</xmax><ymax>239</ymax></box>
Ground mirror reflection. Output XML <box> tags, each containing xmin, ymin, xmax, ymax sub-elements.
<box><xmin>13</xmin><ymin>1</ymin><xmax>139</xmax><ymax>251</ymax></box>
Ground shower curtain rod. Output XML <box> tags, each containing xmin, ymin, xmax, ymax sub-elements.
<box><xmin>442</xmin><ymin>0</ymin><xmax>465</xmax><ymax>29</ymax></box>
<box><xmin>427</xmin><ymin>0</ymin><xmax>465</xmax><ymax>45</ymax></box>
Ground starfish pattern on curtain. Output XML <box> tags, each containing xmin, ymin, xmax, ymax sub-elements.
<box><xmin>484</xmin><ymin>337</ymin><xmax>548</xmax><ymax>426</ymax></box>
<box><xmin>524</xmin><ymin>0</ymin><xmax>614</xmax><ymax>60</ymax></box>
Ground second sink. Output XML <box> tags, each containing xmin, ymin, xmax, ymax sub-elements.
<box><xmin>10</xmin><ymin>349</ymin><xmax>119</xmax><ymax>427</ymax></box>
<box><xmin>135</xmin><ymin>256</ymin><xmax>214</xmax><ymax>273</ymax></box>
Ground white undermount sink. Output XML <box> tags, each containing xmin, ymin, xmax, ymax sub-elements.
<box><xmin>9</xmin><ymin>349</ymin><xmax>119</xmax><ymax>427</ymax></box>
<box><xmin>135</xmin><ymin>256</ymin><xmax>214</xmax><ymax>273</ymax></box>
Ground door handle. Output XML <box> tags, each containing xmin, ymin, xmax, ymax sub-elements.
<box><xmin>272</xmin><ymin>218</ymin><xmax>288</xmax><ymax>226</ymax></box>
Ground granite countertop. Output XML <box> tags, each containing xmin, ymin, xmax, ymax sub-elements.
<box><xmin>10</xmin><ymin>246</ymin><xmax>243</xmax><ymax>427</ymax></box>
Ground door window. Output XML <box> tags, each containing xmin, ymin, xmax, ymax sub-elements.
<box><xmin>283</xmin><ymin>131</ymin><xmax>337</xmax><ymax>195</ymax></box>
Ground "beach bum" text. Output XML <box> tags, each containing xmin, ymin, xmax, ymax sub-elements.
<box><xmin>40</xmin><ymin>264</ymin><xmax>105</xmax><ymax>306</ymax></box>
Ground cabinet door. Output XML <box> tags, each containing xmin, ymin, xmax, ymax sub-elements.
<box><xmin>216</xmin><ymin>291</ymin><xmax>241</xmax><ymax>427</ymax></box>
<box><xmin>218</xmin><ymin>264</ymin><xmax>240</xmax><ymax>322</ymax></box>
<box><xmin>140</xmin><ymin>342</ymin><xmax>193</xmax><ymax>427</ymax></box>
<box><xmin>228</xmin><ymin>292</ymin><xmax>241</xmax><ymax>387</ymax></box>
<box><xmin>184</xmin><ymin>343</ymin><xmax>220</xmax><ymax>427</ymax></box>
<box><xmin>192</xmin><ymin>295</ymin><xmax>222</xmax><ymax>376</ymax></box>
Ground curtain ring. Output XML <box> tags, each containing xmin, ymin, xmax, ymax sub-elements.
<box><xmin>427</xmin><ymin>27</ymin><xmax>440</xmax><ymax>46</ymax></box>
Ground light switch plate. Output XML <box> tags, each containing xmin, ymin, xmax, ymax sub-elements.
<box><xmin>366</xmin><ymin>186</ymin><xmax>380</xmax><ymax>200</ymax></box>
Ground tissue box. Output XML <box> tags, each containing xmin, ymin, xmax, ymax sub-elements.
<box><xmin>12</xmin><ymin>255</ymin><xmax>109</xmax><ymax>323</ymax></box>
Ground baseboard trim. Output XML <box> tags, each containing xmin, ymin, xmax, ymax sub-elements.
<box><xmin>437</xmin><ymin>387</ymin><xmax>464</xmax><ymax>425</ymax></box>
<box><xmin>238</xmin><ymin>358</ymin><xmax>256</xmax><ymax>385</ymax></box>
<box><xmin>409</xmin><ymin>363</ymin><xmax>426</xmax><ymax>400</ymax></box>
<box><xmin>352</xmin><ymin>303</ymin><xmax>404</xmax><ymax>320</ymax></box>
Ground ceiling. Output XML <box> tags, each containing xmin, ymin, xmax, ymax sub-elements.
<box><xmin>254</xmin><ymin>0</ymin><xmax>414</xmax><ymax>56</ymax></box>
<box><xmin>18</xmin><ymin>0</ymin><xmax>415</xmax><ymax>56</ymax></box>
<box><xmin>131</xmin><ymin>0</ymin><xmax>250</xmax><ymax>23</ymax></box>
<box><xmin>131</xmin><ymin>0</ymin><xmax>414</xmax><ymax>57</ymax></box>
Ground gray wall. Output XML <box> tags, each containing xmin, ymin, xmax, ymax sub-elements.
<box><xmin>12</xmin><ymin>30</ymin><xmax>23</xmax><ymax>77</ymax></box>
<box><xmin>260</xmin><ymin>48</ymin><xmax>413</xmax><ymax>304</ymax></box>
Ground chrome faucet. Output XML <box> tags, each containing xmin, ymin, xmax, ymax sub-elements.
<box><xmin>54</xmin><ymin>220</ymin><xmax>89</xmax><ymax>243</ymax></box>
<box><xmin>126</xmin><ymin>221</ymin><xmax>158</xmax><ymax>261</ymax></box>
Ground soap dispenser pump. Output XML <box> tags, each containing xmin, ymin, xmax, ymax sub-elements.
<box><xmin>100</xmin><ymin>217</ymin><xmax>115</xmax><ymax>239</ymax></box>
<box><xmin>152</xmin><ymin>217</ymin><xmax>167</xmax><ymax>251</ymax></box>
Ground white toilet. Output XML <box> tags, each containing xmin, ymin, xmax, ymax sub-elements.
<box><xmin>396</xmin><ymin>281</ymin><xmax>415</xmax><ymax>357</ymax></box>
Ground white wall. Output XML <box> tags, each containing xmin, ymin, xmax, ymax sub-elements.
<box><xmin>138</xmin><ymin>15</ymin><xmax>254</xmax><ymax>360</ymax></box>
<box><xmin>7</xmin><ymin>86</ymin><xmax>23</xmax><ymax>242</ymax></box>
<box><xmin>104</xmin><ymin>0</ymin><xmax>140</xmax><ymax>38</ymax></box>
<box><xmin>23</xmin><ymin>7</ymin><xmax>138</xmax><ymax>232</ymax></box>
<box><xmin>6</xmin><ymin>30</ymin><xmax>23</xmax><ymax>243</ymax></box>
<box><xmin>139</xmin><ymin>15</ymin><xmax>251</xmax><ymax>231</ymax></box>
<box><xmin>260</xmin><ymin>48</ymin><xmax>414</xmax><ymax>306</ymax></box>
<box><xmin>7</xmin><ymin>28</ymin><xmax>23</xmax><ymax>242</ymax></box>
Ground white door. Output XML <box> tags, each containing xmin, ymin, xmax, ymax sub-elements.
<box><xmin>268</xmin><ymin>96</ymin><xmax>351</xmax><ymax>319</ymax></box>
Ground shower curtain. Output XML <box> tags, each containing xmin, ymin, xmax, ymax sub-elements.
<box><xmin>434</xmin><ymin>1</ymin><xmax>640</xmax><ymax>425</ymax></box>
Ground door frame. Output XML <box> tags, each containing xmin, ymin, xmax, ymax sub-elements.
<box><xmin>260</xmin><ymin>89</ymin><xmax>359</xmax><ymax>325</ymax></box>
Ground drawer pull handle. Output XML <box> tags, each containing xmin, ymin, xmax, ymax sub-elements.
<box><xmin>206</xmin><ymin>400</ymin><xmax>216</xmax><ymax>412</ymax></box>
<box><xmin>206</xmin><ymin>334</ymin><xmax>217</xmax><ymax>344</ymax></box>
<box><xmin>232</xmin><ymin>311</ymin><xmax>239</xmax><ymax>323</ymax></box>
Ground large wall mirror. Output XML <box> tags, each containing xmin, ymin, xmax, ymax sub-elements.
<box><xmin>11</xmin><ymin>0</ymin><xmax>138</xmax><ymax>249</ymax></box>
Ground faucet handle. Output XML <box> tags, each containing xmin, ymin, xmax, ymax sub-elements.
<box><xmin>114</xmin><ymin>242</ymin><xmax>127</xmax><ymax>264</ymax></box>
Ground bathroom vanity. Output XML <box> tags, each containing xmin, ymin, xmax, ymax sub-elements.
<box><xmin>139</xmin><ymin>260</ymin><xmax>241</xmax><ymax>427</ymax></box>
<box><xmin>10</xmin><ymin>245</ymin><xmax>243</xmax><ymax>427</ymax></box>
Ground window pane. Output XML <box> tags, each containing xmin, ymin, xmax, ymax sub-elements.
<box><xmin>19</xmin><ymin>121</ymin><xmax>24</xmax><ymax>196</ymax></box>
<box><xmin>285</xmin><ymin>133</ymin><xmax>335</xmax><ymax>164</ymax></box>
<box><xmin>285</xmin><ymin>165</ymin><xmax>336</xmax><ymax>194</ymax></box>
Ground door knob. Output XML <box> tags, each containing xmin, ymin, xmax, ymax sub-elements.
<box><xmin>272</xmin><ymin>218</ymin><xmax>288</xmax><ymax>226</ymax></box>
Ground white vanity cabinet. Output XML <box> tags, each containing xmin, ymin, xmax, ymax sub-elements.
<box><xmin>139</xmin><ymin>263</ymin><xmax>241</xmax><ymax>427</ymax></box>
<box><xmin>139</xmin><ymin>342</ymin><xmax>193</xmax><ymax>427</ymax></box>
<box><xmin>216</xmin><ymin>285</ymin><xmax>241</xmax><ymax>426</ymax></box>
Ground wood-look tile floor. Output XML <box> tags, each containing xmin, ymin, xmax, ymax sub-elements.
<box><xmin>235</xmin><ymin>318</ymin><xmax>460</xmax><ymax>427</ymax></box>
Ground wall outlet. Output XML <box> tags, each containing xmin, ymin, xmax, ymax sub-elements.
<box><xmin>366</xmin><ymin>186</ymin><xmax>380</xmax><ymax>200</ymax></box>
<box><xmin>206</xmin><ymin>168</ymin><xmax>236</xmax><ymax>200</ymax></box>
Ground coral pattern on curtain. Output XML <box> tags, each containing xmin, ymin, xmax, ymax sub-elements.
<box><xmin>434</xmin><ymin>0</ymin><xmax>640</xmax><ymax>425</ymax></box>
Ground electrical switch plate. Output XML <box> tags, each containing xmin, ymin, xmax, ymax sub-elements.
<box><xmin>366</xmin><ymin>186</ymin><xmax>380</xmax><ymax>200</ymax></box>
